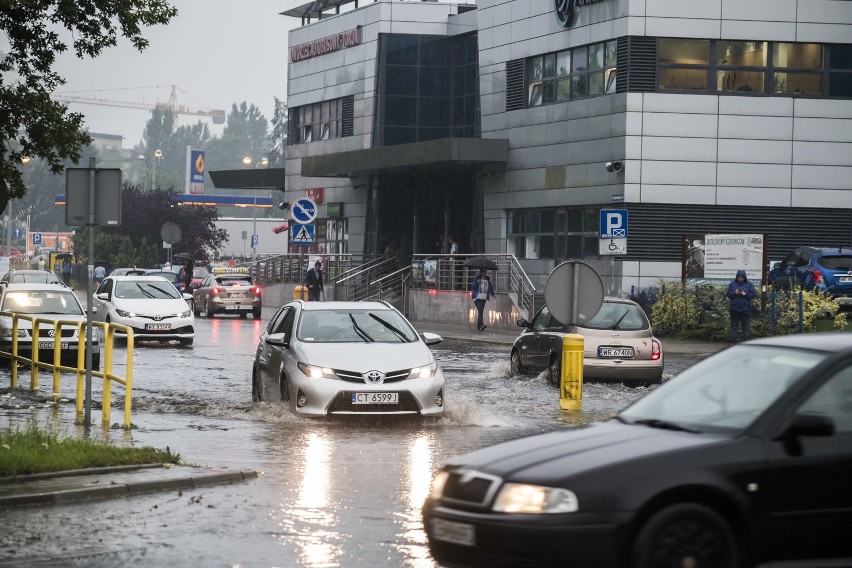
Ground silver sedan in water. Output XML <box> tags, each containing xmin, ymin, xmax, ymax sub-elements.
<box><xmin>252</xmin><ymin>300</ymin><xmax>445</xmax><ymax>417</ymax></box>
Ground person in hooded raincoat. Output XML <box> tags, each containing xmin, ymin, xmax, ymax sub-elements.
<box><xmin>726</xmin><ymin>269</ymin><xmax>756</xmax><ymax>343</ymax></box>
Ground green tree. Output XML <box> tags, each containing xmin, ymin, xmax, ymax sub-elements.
<box><xmin>0</xmin><ymin>0</ymin><xmax>178</xmax><ymax>214</ymax></box>
<box><xmin>268</xmin><ymin>97</ymin><xmax>288</xmax><ymax>167</ymax></box>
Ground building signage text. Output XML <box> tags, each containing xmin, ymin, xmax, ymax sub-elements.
<box><xmin>291</xmin><ymin>28</ymin><xmax>361</xmax><ymax>63</ymax></box>
<box><xmin>555</xmin><ymin>0</ymin><xmax>606</xmax><ymax>28</ymax></box>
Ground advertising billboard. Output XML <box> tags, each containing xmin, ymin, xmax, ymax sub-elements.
<box><xmin>682</xmin><ymin>234</ymin><xmax>767</xmax><ymax>286</ymax></box>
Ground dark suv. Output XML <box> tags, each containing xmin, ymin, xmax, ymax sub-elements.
<box><xmin>769</xmin><ymin>246</ymin><xmax>852</xmax><ymax>307</ymax></box>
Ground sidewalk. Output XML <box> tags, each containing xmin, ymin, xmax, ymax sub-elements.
<box><xmin>411</xmin><ymin>320</ymin><xmax>727</xmax><ymax>356</ymax></box>
<box><xmin>0</xmin><ymin>464</ymin><xmax>258</xmax><ymax>507</ymax></box>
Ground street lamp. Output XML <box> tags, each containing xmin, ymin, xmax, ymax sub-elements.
<box><xmin>243</xmin><ymin>156</ymin><xmax>269</xmax><ymax>261</ymax></box>
<box><xmin>152</xmin><ymin>149</ymin><xmax>163</xmax><ymax>191</ymax></box>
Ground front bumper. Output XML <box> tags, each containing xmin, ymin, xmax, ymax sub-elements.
<box><xmin>423</xmin><ymin>503</ymin><xmax>629</xmax><ymax>568</ymax></box>
<box><xmin>109</xmin><ymin>315</ymin><xmax>195</xmax><ymax>342</ymax></box>
<box><xmin>286</xmin><ymin>370</ymin><xmax>445</xmax><ymax>417</ymax></box>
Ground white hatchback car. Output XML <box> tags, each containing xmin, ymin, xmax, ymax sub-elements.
<box><xmin>92</xmin><ymin>275</ymin><xmax>194</xmax><ymax>345</ymax></box>
<box><xmin>253</xmin><ymin>301</ymin><xmax>445</xmax><ymax>417</ymax></box>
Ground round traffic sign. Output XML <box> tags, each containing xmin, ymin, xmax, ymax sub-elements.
<box><xmin>291</xmin><ymin>198</ymin><xmax>318</xmax><ymax>224</ymax></box>
<box><xmin>160</xmin><ymin>222</ymin><xmax>182</xmax><ymax>244</ymax></box>
<box><xmin>544</xmin><ymin>261</ymin><xmax>604</xmax><ymax>326</ymax></box>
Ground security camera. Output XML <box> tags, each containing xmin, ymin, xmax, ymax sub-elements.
<box><xmin>278</xmin><ymin>200</ymin><xmax>290</xmax><ymax>210</ymax></box>
<box><xmin>605</xmin><ymin>161</ymin><xmax>624</xmax><ymax>173</ymax></box>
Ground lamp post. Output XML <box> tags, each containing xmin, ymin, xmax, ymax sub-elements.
<box><xmin>152</xmin><ymin>149</ymin><xmax>163</xmax><ymax>191</ymax></box>
<box><xmin>137</xmin><ymin>154</ymin><xmax>148</xmax><ymax>189</ymax></box>
<box><xmin>242</xmin><ymin>156</ymin><xmax>269</xmax><ymax>261</ymax></box>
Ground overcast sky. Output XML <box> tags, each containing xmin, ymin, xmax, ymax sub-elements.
<box><xmin>50</xmin><ymin>0</ymin><xmax>295</xmax><ymax>148</ymax></box>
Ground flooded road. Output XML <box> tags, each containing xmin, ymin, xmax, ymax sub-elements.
<box><xmin>0</xmin><ymin>312</ymin><xmax>711</xmax><ymax>567</ymax></box>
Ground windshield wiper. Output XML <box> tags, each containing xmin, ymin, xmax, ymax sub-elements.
<box><xmin>135</xmin><ymin>284</ymin><xmax>156</xmax><ymax>299</ymax></box>
<box><xmin>611</xmin><ymin>310</ymin><xmax>630</xmax><ymax>330</ymax></box>
<box><xmin>147</xmin><ymin>283</ymin><xmax>177</xmax><ymax>298</ymax></box>
<box><xmin>369</xmin><ymin>313</ymin><xmax>409</xmax><ymax>342</ymax></box>
<box><xmin>349</xmin><ymin>314</ymin><xmax>374</xmax><ymax>342</ymax></box>
<box><xmin>630</xmin><ymin>418</ymin><xmax>702</xmax><ymax>433</ymax></box>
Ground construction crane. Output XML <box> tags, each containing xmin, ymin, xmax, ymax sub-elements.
<box><xmin>54</xmin><ymin>84</ymin><xmax>226</xmax><ymax>124</ymax></box>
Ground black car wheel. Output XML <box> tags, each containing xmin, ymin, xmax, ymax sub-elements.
<box><xmin>547</xmin><ymin>354</ymin><xmax>561</xmax><ymax>386</ymax></box>
<box><xmin>632</xmin><ymin>503</ymin><xmax>740</xmax><ymax>568</ymax></box>
<box><xmin>239</xmin><ymin>312</ymin><xmax>248</xmax><ymax>320</ymax></box>
<box><xmin>510</xmin><ymin>349</ymin><xmax>524</xmax><ymax>375</ymax></box>
<box><xmin>253</xmin><ymin>308</ymin><xmax>262</xmax><ymax>319</ymax></box>
<box><xmin>205</xmin><ymin>301</ymin><xmax>214</xmax><ymax>319</ymax></box>
<box><xmin>279</xmin><ymin>374</ymin><xmax>290</xmax><ymax>404</ymax></box>
<box><xmin>252</xmin><ymin>370</ymin><xmax>263</xmax><ymax>402</ymax></box>
<box><xmin>193</xmin><ymin>300</ymin><xmax>200</xmax><ymax>317</ymax></box>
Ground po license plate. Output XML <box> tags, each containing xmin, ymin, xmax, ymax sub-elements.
<box><xmin>431</xmin><ymin>518</ymin><xmax>475</xmax><ymax>546</ymax></box>
<box><xmin>144</xmin><ymin>323</ymin><xmax>172</xmax><ymax>331</ymax></box>
<box><xmin>38</xmin><ymin>342</ymin><xmax>68</xmax><ymax>350</ymax></box>
<box><xmin>351</xmin><ymin>392</ymin><xmax>399</xmax><ymax>404</ymax></box>
<box><xmin>598</xmin><ymin>347</ymin><xmax>634</xmax><ymax>358</ymax></box>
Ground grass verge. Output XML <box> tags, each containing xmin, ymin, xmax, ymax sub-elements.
<box><xmin>0</xmin><ymin>426</ymin><xmax>180</xmax><ymax>477</ymax></box>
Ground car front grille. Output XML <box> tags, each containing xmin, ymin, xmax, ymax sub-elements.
<box><xmin>440</xmin><ymin>470</ymin><xmax>502</xmax><ymax>508</ymax></box>
<box><xmin>327</xmin><ymin>391</ymin><xmax>421</xmax><ymax>413</ymax></box>
<box><xmin>334</xmin><ymin>368</ymin><xmax>411</xmax><ymax>384</ymax></box>
<box><xmin>31</xmin><ymin>329</ymin><xmax>76</xmax><ymax>338</ymax></box>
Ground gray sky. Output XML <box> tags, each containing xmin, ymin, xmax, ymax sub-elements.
<box><xmin>51</xmin><ymin>0</ymin><xmax>295</xmax><ymax>148</ymax></box>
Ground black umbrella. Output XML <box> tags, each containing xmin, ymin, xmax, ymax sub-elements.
<box><xmin>463</xmin><ymin>256</ymin><xmax>498</xmax><ymax>270</ymax></box>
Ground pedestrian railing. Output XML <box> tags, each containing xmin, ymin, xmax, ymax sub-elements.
<box><xmin>410</xmin><ymin>254</ymin><xmax>537</xmax><ymax>319</ymax></box>
<box><xmin>332</xmin><ymin>257</ymin><xmax>398</xmax><ymax>301</ymax></box>
<box><xmin>0</xmin><ymin>313</ymin><xmax>135</xmax><ymax>428</ymax></box>
<box><xmin>359</xmin><ymin>266</ymin><xmax>411</xmax><ymax>315</ymax></box>
<box><xmin>239</xmin><ymin>253</ymin><xmax>372</xmax><ymax>288</ymax></box>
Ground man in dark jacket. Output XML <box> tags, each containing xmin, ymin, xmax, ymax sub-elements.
<box><xmin>726</xmin><ymin>269</ymin><xmax>756</xmax><ymax>343</ymax></box>
<box><xmin>305</xmin><ymin>260</ymin><xmax>324</xmax><ymax>301</ymax></box>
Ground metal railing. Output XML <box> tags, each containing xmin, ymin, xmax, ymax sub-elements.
<box><xmin>410</xmin><ymin>254</ymin><xmax>538</xmax><ymax>319</ymax></box>
<box><xmin>361</xmin><ymin>267</ymin><xmax>411</xmax><ymax>315</ymax></box>
<box><xmin>238</xmin><ymin>253</ymin><xmax>375</xmax><ymax>288</ymax></box>
<box><xmin>0</xmin><ymin>313</ymin><xmax>135</xmax><ymax>428</ymax></box>
<box><xmin>332</xmin><ymin>257</ymin><xmax>399</xmax><ymax>302</ymax></box>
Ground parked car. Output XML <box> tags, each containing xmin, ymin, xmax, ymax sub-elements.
<box><xmin>91</xmin><ymin>275</ymin><xmax>194</xmax><ymax>346</ymax></box>
<box><xmin>424</xmin><ymin>333</ymin><xmax>852</xmax><ymax>568</ymax></box>
<box><xmin>253</xmin><ymin>300</ymin><xmax>445</xmax><ymax>417</ymax></box>
<box><xmin>0</xmin><ymin>284</ymin><xmax>100</xmax><ymax>368</ymax></box>
<box><xmin>108</xmin><ymin>267</ymin><xmax>147</xmax><ymax>277</ymax></box>
<box><xmin>510</xmin><ymin>297</ymin><xmax>663</xmax><ymax>386</ymax></box>
<box><xmin>0</xmin><ymin>269</ymin><xmax>65</xmax><ymax>287</ymax></box>
<box><xmin>193</xmin><ymin>267</ymin><xmax>261</xmax><ymax>319</ymax></box>
<box><xmin>144</xmin><ymin>269</ymin><xmax>183</xmax><ymax>292</ymax></box>
<box><xmin>768</xmin><ymin>246</ymin><xmax>852</xmax><ymax>307</ymax></box>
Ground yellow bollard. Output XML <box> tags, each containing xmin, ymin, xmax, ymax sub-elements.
<box><xmin>294</xmin><ymin>285</ymin><xmax>309</xmax><ymax>301</ymax></box>
<box><xmin>560</xmin><ymin>333</ymin><xmax>584</xmax><ymax>411</ymax></box>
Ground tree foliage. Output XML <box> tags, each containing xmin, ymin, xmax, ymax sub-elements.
<box><xmin>0</xmin><ymin>0</ymin><xmax>178</xmax><ymax>213</ymax></box>
<box><xmin>268</xmin><ymin>97</ymin><xmax>288</xmax><ymax>167</ymax></box>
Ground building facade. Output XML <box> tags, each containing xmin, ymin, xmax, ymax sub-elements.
<box><xmin>284</xmin><ymin>0</ymin><xmax>852</xmax><ymax>293</ymax></box>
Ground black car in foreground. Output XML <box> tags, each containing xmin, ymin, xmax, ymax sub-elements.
<box><xmin>423</xmin><ymin>334</ymin><xmax>852</xmax><ymax>568</ymax></box>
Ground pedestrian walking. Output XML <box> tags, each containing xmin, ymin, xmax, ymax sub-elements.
<box><xmin>61</xmin><ymin>259</ymin><xmax>72</xmax><ymax>286</ymax></box>
<box><xmin>471</xmin><ymin>268</ymin><xmax>495</xmax><ymax>331</ymax></box>
<box><xmin>37</xmin><ymin>256</ymin><xmax>45</xmax><ymax>271</ymax></box>
<box><xmin>726</xmin><ymin>269</ymin><xmax>755</xmax><ymax>343</ymax></box>
<box><xmin>93</xmin><ymin>263</ymin><xmax>106</xmax><ymax>287</ymax></box>
<box><xmin>449</xmin><ymin>236</ymin><xmax>460</xmax><ymax>290</ymax></box>
<box><xmin>305</xmin><ymin>260</ymin><xmax>324</xmax><ymax>301</ymax></box>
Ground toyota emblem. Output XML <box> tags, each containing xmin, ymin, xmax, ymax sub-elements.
<box><xmin>363</xmin><ymin>370</ymin><xmax>385</xmax><ymax>385</ymax></box>
<box><xmin>153</xmin><ymin>315</ymin><xmax>163</xmax><ymax>321</ymax></box>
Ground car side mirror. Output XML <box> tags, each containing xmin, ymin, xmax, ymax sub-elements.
<box><xmin>517</xmin><ymin>319</ymin><xmax>530</xmax><ymax>328</ymax></box>
<box><xmin>777</xmin><ymin>412</ymin><xmax>835</xmax><ymax>441</ymax></box>
<box><xmin>182</xmin><ymin>293</ymin><xmax>193</xmax><ymax>300</ymax></box>
<box><xmin>421</xmin><ymin>332</ymin><xmax>443</xmax><ymax>346</ymax></box>
<box><xmin>96</xmin><ymin>292</ymin><xmax>109</xmax><ymax>300</ymax></box>
<box><xmin>265</xmin><ymin>332</ymin><xmax>289</xmax><ymax>348</ymax></box>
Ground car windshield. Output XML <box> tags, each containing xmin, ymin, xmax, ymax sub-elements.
<box><xmin>10</xmin><ymin>273</ymin><xmax>60</xmax><ymax>284</ymax></box>
<box><xmin>114</xmin><ymin>280</ymin><xmax>181</xmax><ymax>299</ymax></box>
<box><xmin>817</xmin><ymin>254</ymin><xmax>852</xmax><ymax>271</ymax></box>
<box><xmin>620</xmin><ymin>345</ymin><xmax>827</xmax><ymax>432</ymax></box>
<box><xmin>297</xmin><ymin>308</ymin><xmax>419</xmax><ymax>343</ymax></box>
<box><xmin>1</xmin><ymin>290</ymin><xmax>83</xmax><ymax>316</ymax></box>
<box><xmin>582</xmin><ymin>302</ymin><xmax>648</xmax><ymax>331</ymax></box>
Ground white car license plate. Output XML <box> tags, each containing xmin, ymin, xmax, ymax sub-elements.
<box><xmin>144</xmin><ymin>323</ymin><xmax>172</xmax><ymax>331</ymax></box>
<box><xmin>598</xmin><ymin>347</ymin><xmax>634</xmax><ymax>358</ymax></box>
<box><xmin>351</xmin><ymin>392</ymin><xmax>399</xmax><ymax>404</ymax></box>
<box><xmin>38</xmin><ymin>342</ymin><xmax>68</xmax><ymax>350</ymax></box>
<box><xmin>230</xmin><ymin>293</ymin><xmax>246</xmax><ymax>298</ymax></box>
<box><xmin>431</xmin><ymin>518</ymin><xmax>475</xmax><ymax>546</ymax></box>
<box><xmin>225</xmin><ymin>305</ymin><xmax>242</xmax><ymax>309</ymax></box>
<box><xmin>838</xmin><ymin>276</ymin><xmax>852</xmax><ymax>283</ymax></box>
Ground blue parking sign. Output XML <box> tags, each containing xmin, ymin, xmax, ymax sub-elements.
<box><xmin>32</xmin><ymin>232</ymin><xmax>42</xmax><ymax>245</ymax></box>
<box><xmin>600</xmin><ymin>209</ymin><xmax>628</xmax><ymax>238</ymax></box>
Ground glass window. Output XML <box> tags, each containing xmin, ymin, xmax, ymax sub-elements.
<box><xmin>420</xmin><ymin>67</ymin><xmax>450</xmax><ymax>97</ymax></box>
<box><xmin>544</xmin><ymin>54</ymin><xmax>556</xmax><ymax>78</ymax></box>
<box><xmin>606</xmin><ymin>40</ymin><xmax>618</xmax><ymax>67</ymax></box>
<box><xmin>573</xmin><ymin>46</ymin><xmax>588</xmax><ymax>72</ymax></box>
<box><xmin>717</xmin><ymin>41</ymin><xmax>767</xmax><ymax>67</ymax></box>
<box><xmin>386</xmin><ymin>67</ymin><xmax>418</xmax><ymax>96</ymax></box>
<box><xmin>557</xmin><ymin>78</ymin><xmax>571</xmax><ymax>100</ymax></box>
<box><xmin>605</xmin><ymin>68</ymin><xmax>617</xmax><ymax>94</ymax></box>
<box><xmin>798</xmin><ymin>366</ymin><xmax>852</xmax><ymax>434</ymax></box>
<box><xmin>530</xmin><ymin>56</ymin><xmax>544</xmax><ymax>81</ymax></box>
<box><xmin>717</xmin><ymin>70</ymin><xmax>765</xmax><ymax>93</ymax></box>
<box><xmin>525</xmin><ymin>210</ymin><xmax>540</xmax><ymax>233</ymax></box>
<box><xmin>659</xmin><ymin>68</ymin><xmax>709</xmax><ymax>90</ymax></box>
<box><xmin>773</xmin><ymin>43</ymin><xmax>822</xmax><ymax>69</ymax></box>
<box><xmin>386</xmin><ymin>35</ymin><xmax>419</xmax><ymax>65</ymax></box>
<box><xmin>557</xmin><ymin>51</ymin><xmax>571</xmax><ymax>76</ymax></box>
<box><xmin>830</xmin><ymin>45</ymin><xmax>852</xmax><ymax>70</ymax></box>
<box><xmin>529</xmin><ymin>82</ymin><xmax>543</xmax><ymax>106</ymax></box>
<box><xmin>385</xmin><ymin>96</ymin><xmax>418</xmax><ymax>125</ymax></box>
<box><xmin>829</xmin><ymin>72</ymin><xmax>852</xmax><ymax>97</ymax></box>
<box><xmin>320</xmin><ymin>122</ymin><xmax>330</xmax><ymax>140</ymax></box>
<box><xmin>543</xmin><ymin>81</ymin><xmax>555</xmax><ymax>103</ymax></box>
<box><xmin>589</xmin><ymin>43</ymin><xmax>604</xmax><ymax>70</ymax></box>
<box><xmin>571</xmin><ymin>74</ymin><xmax>588</xmax><ymax>98</ymax></box>
<box><xmin>659</xmin><ymin>39</ymin><xmax>710</xmax><ymax>65</ymax></box>
<box><xmin>589</xmin><ymin>71</ymin><xmax>604</xmax><ymax>95</ymax></box>
<box><xmin>419</xmin><ymin>98</ymin><xmax>451</xmax><ymax>127</ymax></box>
<box><xmin>420</xmin><ymin>37</ymin><xmax>451</xmax><ymax>66</ymax></box>
<box><xmin>773</xmin><ymin>72</ymin><xmax>822</xmax><ymax>95</ymax></box>
<box><xmin>303</xmin><ymin>125</ymin><xmax>313</xmax><ymax>143</ymax></box>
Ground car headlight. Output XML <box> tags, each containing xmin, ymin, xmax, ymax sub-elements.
<box><xmin>297</xmin><ymin>361</ymin><xmax>337</xmax><ymax>379</ymax></box>
<box><xmin>179</xmin><ymin>310</ymin><xmax>191</xmax><ymax>318</ymax></box>
<box><xmin>116</xmin><ymin>309</ymin><xmax>135</xmax><ymax>318</ymax></box>
<box><xmin>492</xmin><ymin>483</ymin><xmax>579</xmax><ymax>514</ymax></box>
<box><xmin>408</xmin><ymin>361</ymin><xmax>437</xmax><ymax>379</ymax></box>
<box><xmin>429</xmin><ymin>470</ymin><xmax>450</xmax><ymax>499</ymax></box>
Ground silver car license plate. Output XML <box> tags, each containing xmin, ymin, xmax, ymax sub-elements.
<box><xmin>351</xmin><ymin>392</ymin><xmax>398</xmax><ymax>404</ymax></box>
<box><xmin>598</xmin><ymin>346</ymin><xmax>634</xmax><ymax>358</ymax></box>
<box><xmin>145</xmin><ymin>323</ymin><xmax>172</xmax><ymax>331</ymax></box>
<box><xmin>431</xmin><ymin>518</ymin><xmax>475</xmax><ymax>546</ymax></box>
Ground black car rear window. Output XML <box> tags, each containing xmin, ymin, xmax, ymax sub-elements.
<box><xmin>583</xmin><ymin>303</ymin><xmax>649</xmax><ymax>331</ymax></box>
<box><xmin>817</xmin><ymin>255</ymin><xmax>852</xmax><ymax>271</ymax></box>
<box><xmin>217</xmin><ymin>276</ymin><xmax>252</xmax><ymax>286</ymax></box>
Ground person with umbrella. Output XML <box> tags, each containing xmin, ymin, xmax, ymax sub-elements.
<box><xmin>467</xmin><ymin>257</ymin><xmax>496</xmax><ymax>331</ymax></box>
